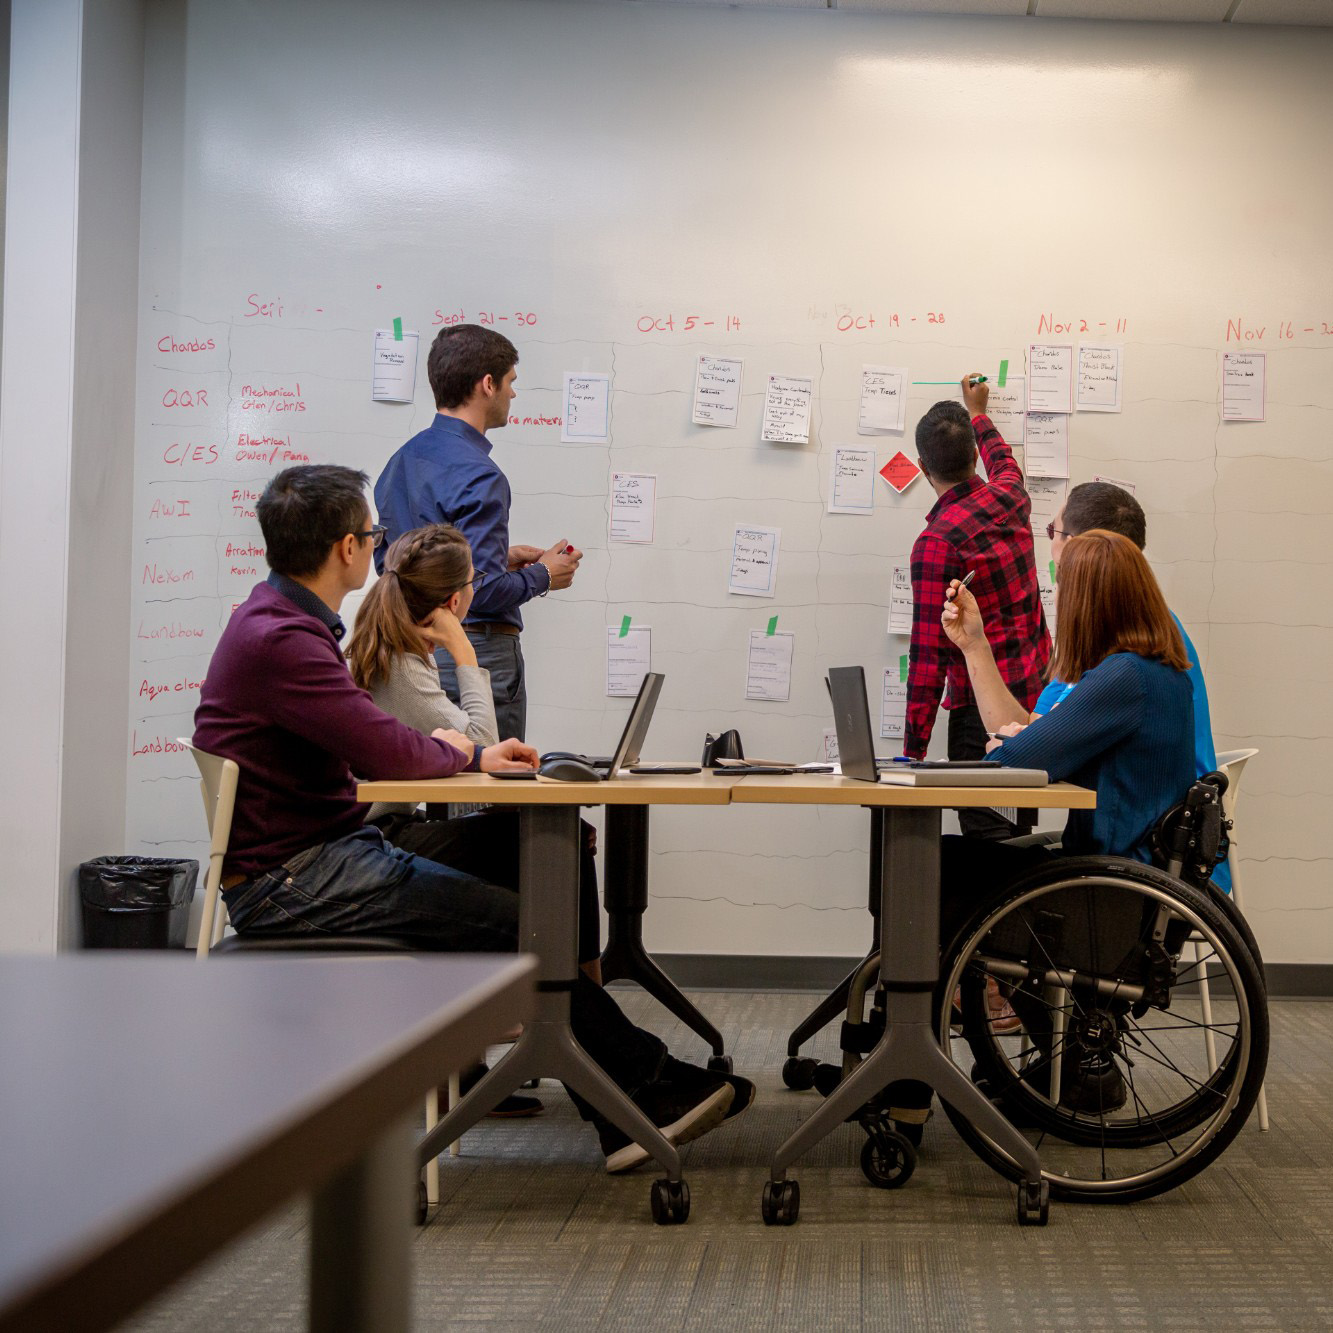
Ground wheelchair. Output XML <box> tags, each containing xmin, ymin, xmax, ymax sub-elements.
<box><xmin>819</xmin><ymin>771</ymin><xmax>1268</xmax><ymax>1204</ymax></box>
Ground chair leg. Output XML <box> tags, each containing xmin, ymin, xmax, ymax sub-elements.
<box><xmin>1193</xmin><ymin>938</ymin><xmax>1218</xmax><ymax>1076</ymax></box>
<box><xmin>1229</xmin><ymin>850</ymin><xmax>1270</xmax><ymax>1131</ymax></box>
<box><xmin>424</xmin><ymin>1089</ymin><xmax>440</xmax><ymax>1207</ymax></box>
<box><xmin>447</xmin><ymin>1072</ymin><xmax>461</xmax><ymax>1158</ymax></box>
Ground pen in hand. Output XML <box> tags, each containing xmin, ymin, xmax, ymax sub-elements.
<box><xmin>946</xmin><ymin>569</ymin><xmax>977</xmax><ymax>602</ymax></box>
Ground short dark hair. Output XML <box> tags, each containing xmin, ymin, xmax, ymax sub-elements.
<box><xmin>915</xmin><ymin>401</ymin><xmax>977</xmax><ymax>484</ymax></box>
<box><xmin>257</xmin><ymin>465</ymin><xmax>371</xmax><ymax>577</ymax></box>
<box><xmin>1063</xmin><ymin>481</ymin><xmax>1147</xmax><ymax>550</ymax></box>
<box><xmin>427</xmin><ymin>324</ymin><xmax>519</xmax><ymax>410</ymax></box>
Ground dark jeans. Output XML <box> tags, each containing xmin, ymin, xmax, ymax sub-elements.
<box><xmin>370</xmin><ymin>808</ymin><xmax>602</xmax><ymax>965</ymax></box>
<box><xmin>223</xmin><ymin>826</ymin><xmax>665</xmax><ymax>1109</ymax></box>
<box><xmin>438</xmin><ymin>631</ymin><xmax>526</xmax><ymax>742</ymax></box>
<box><xmin>947</xmin><ymin>703</ymin><xmax>1036</xmax><ymax>841</ymax></box>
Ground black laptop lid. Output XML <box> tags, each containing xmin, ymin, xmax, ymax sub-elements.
<box><xmin>608</xmin><ymin>672</ymin><xmax>665</xmax><ymax>773</ymax></box>
<box><xmin>827</xmin><ymin>665</ymin><xmax>879</xmax><ymax>783</ymax></box>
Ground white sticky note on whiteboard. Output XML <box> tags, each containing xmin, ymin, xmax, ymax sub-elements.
<box><xmin>606</xmin><ymin>626</ymin><xmax>651</xmax><ymax>697</ymax></box>
<box><xmin>1028</xmin><ymin>477</ymin><xmax>1068</xmax><ymax>537</ymax></box>
<box><xmin>562</xmin><ymin>373</ymin><xmax>611</xmax><ymax>442</ymax></box>
<box><xmin>372</xmin><ymin>329</ymin><xmax>420</xmax><ymax>402</ymax></box>
<box><xmin>1222</xmin><ymin>352</ymin><xmax>1265</xmax><ymax>422</ymax></box>
<box><xmin>1077</xmin><ymin>344</ymin><xmax>1123</xmax><ymax>413</ymax></box>
<box><xmin>609</xmin><ymin>472</ymin><xmax>656</xmax><ymax>543</ymax></box>
<box><xmin>693</xmin><ymin>355</ymin><xmax>743</xmax><ymax>428</ymax></box>
<box><xmin>887</xmin><ymin>565</ymin><xmax>913</xmax><ymax>634</ymax></box>
<box><xmin>728</xmin><ymin>525</ymin><xmax>780</xmax><ymax>597</ymax></box>
<box><xmin>1025</xmin><ymin>414</ymin><xmax>1069</xmax><ymax>479</ymax></box>
<box><xmin>880</xmin><ymin>671</ymin><xmax>907</xmax><ymax>741</ymax></box>
<box><xmin>745</xmin><ymin>630</ymin><xmax>795</xmax><ymax>702</ymax></box>
<box><xmin>828</xmin><ymin>447</ymin><xmax>875</xmax><ymax>514</ymax></box>
<box><xmin>858</xmin><ymin>365</ymin><xmax>907</xmax><ymax>433</ymax></box>
<box><xmin>1027</xmin><ymin>344</ymin><xmax>1075</xmax><ymax>414</ymax></box>
<box><xmin>761</xmin><ymin>375</ymin><xmax>814</xmax><ymax>444</ymax></box>
<box><xmin>986</xmin><ymin>379</ymin><xmax>1026</xmax><ymax>444</ymax></box>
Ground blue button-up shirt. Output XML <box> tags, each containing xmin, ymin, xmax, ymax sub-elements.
<box><xmin>373</xmin><ymin>414</ymin><xmax>549</xmax><ymax>630</ymax></box>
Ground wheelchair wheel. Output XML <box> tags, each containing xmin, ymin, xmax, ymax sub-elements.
<box><xmin>938</xmin><ymin>857</ymin><xmax>1267</xmax><ymax>1203</ymax></box>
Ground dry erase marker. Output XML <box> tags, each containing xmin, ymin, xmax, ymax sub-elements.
<box><xmin>946</xmin><ymin>569</ymin><xmax>977</xmax><ymax>602</ymax></box>
<box><xmin>968</xmin><ymin>375</ymin><xmax>988</xmax><ymax>386</ymax></box>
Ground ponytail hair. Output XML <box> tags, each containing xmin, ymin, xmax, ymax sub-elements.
<box><xmin>347</xmin><ymin>524</ymin><xmax>473</xmax><ymax>690</ymax></box>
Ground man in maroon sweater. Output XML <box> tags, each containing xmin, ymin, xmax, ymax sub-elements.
<box><xmin>194</xmin><ymin>465</ymin><xmax>748</xmax><ymax>1171</ymax></box>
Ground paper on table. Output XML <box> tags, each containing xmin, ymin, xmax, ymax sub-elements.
<box><xmin>1222</xmin><ymin>352</ymin><xmax>1266</xmax><ymax>422</ymax></box>
<box><xmin>745</xmin><ymin>630</ymin><xmax>795</xmax><ymax>702</ymax></box>
<box><xmin>609</xmin><ymin>472</ymin><xmax>656</xmax><ymax>543</ymax></box>
<box><xmin>858</xmin><ymin>365</ymin><xmax>908</xmax><ymax>433</ymax></box>
<box><xmin>986</xmin><ymin>378</ymin><xmax>1027</xmax><ymax>444</ymax></box>
<box><xmin>880</xmin><ymin>671</ymin><xmax>907</xmax><ymax>742</ymax></box>
<box><xmin>1077</xmin><ymin>344</ymin><xmax>1123</xmax><ymax>413</ymax></box>
<box><xmin>561</xmin><ymin>373</ymin><xmax>612</xmax><ymax>442</ymax></box>
<box><xmin>372</xmin><ymin>328</ymin><xmax>420</xmax><ymax>402</ymax></box>
<box><xmin>728</xmin><ymin>525</ymin><xmax>781</xmax><ymax>597</ymax></box>
<box><xmin>887</xmin><ymin>565</ymin><xmax>913</xmax><ymax>634</ymax></box>
<box><xmin>828</xmin><ymin>447</ymin><xmax>876</xmax><ymax>514</ymax></box>
<box><xmin>1025</xmin><ymin>413</ymin><xmax>1070</xmax><ymax>479</ymax></box>
<box><xmin>1029</xmin><ymin>477</ymin><xmax>1068</xmax><ymax>538</ymax></box>
<box><xmin>761</xmin><ymin>374</ymin><xmax>814</xmax><ymax>443</ymax></box>
<box><xmin>693</xmin><ymin>355</ymin><xmax>744</xmax><ymax>428</ymax></box>
<box><xmin>1093</xmin><ymin>474</ymin><xmax>1136</xmax><ymax>495</ymax></box>
<box><xmin>606</xmin><ymin>626</ymin><xmax>651</xmax><ymax>698</ymax></box>
<box><xmin>1027</xmin><ymin>344</ymin><xmax>1075</xmax><ymax>414</ymax></box>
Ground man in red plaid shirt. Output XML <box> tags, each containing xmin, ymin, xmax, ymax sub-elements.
<box><xmin>905</xmin><ymin>373</ymin><xmax>1051</xmax><ymax>838</ymax></box>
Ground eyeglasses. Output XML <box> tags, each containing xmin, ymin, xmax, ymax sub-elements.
<box><xmin>354</xmin><ymin>524</ymin><xmax>388</xmax><ymax>549</ymax></box>
<box><xmin>469</xmin><ymin>571</ymin><xmax>488</xmax><ymax>591</ymax></box>
<box><xmin>1045</xmin><ymin>522</ymin><xmax>1070</xmax><ymax>542</ymax></box>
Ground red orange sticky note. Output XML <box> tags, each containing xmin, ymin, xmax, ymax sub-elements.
<box><xmin>879</xmin><ymin>451</ymin><xmax>921</xmax><ymax>494</ymax></box>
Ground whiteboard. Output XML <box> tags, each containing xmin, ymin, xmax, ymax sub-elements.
<box><xmin>129</xmin><ymin>0</ymin><xmax>1333</xmax><ymax>963</ymax></box>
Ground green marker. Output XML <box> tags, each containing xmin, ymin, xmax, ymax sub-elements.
<box><xmin>968</xmin><ymin>375</ymin><xmax>988</xmax><ymax>386</ymax></box>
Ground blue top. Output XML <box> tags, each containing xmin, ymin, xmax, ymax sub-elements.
<box><xmin>373</xmin><ymin>414</ymin><xmax>550</xmax><ymax>629</ymax></box>
<box><xmin>995</xmin><ymin>652</ymin><xmax>1195</xmax><ymax>864</ymax></box>
<box><xmin>1032</xmin><ymin>613</ymin><xmax>1228</xmax><ymax>889</ymax></box>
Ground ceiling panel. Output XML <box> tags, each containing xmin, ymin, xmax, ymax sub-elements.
<box><xmin>1036</xmin><ymin>0</ymin><xmax>1232</xmax><ymax>18</ymax></box>
<box><xmin>1231</xmin><ymin>0</ymin><xmax>1333</xmax><ymax>23</ymax></box>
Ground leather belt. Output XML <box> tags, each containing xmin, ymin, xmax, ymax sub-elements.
<box><xmin>463</xmin><ymin>622</ymin><xmax>520</xmax><ymax>637</ymax></box>
<box><xmin>222</xmin><ymin>872</ymin><xmax>246</xmax><ymax>890</ymax></box>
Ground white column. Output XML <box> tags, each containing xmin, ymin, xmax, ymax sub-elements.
<box><xmin>0</xmin><ymin>0</ymin><xmax>144</xmax><ymax>951</ymax></box>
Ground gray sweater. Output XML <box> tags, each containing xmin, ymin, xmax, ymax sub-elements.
<box><xmin>366</xmin><ymin>654</ymin><xmax>497</xmax><ymax>818</ymax></box>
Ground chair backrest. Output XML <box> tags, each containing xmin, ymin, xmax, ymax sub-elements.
<box><xmin>177</xmin><ymin>739</ymin><xmax>239</xmax><ymax>958</ymax></box>
<box><xmin>1214</xmin><ymin>748</ymin><xmax>1258</xmax><ymax>823</ymax></box>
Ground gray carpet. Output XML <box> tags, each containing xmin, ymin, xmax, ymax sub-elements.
<box><xmin>124</xmin><ymin>993</ymin><xmax>1333</xmax><ymax>1331</ymax></box>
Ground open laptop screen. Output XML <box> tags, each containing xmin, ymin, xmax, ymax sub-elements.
<box><xmin>607</xmin><ymin>672</ymin><xmax>665</xmax><ymax>774</ymax></box>
<box><xmin>826</xmin><ymin>665</ymin><xmax>880</xmax><ymax>783</ymax></box>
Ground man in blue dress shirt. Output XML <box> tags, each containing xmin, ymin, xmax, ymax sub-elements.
<box><xmin>375</xmin><ymin>325</ymin><xmax>582</xmax><ymax>740</ymax></box>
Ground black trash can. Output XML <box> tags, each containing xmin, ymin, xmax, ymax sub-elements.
<box><xmin>79</xmin><ymin>856</ymin><xmax>199</xmax><ymax>949</ymax></box>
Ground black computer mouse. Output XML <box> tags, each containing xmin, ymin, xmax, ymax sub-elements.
<box><xmin>537</xmin><ymin>756</ymin><xmax>603</xmax><ymax>782</ymax></box>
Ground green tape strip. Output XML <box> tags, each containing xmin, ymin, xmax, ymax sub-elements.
<box><xmin>392</xmin><ymin>317</ymin><xmax>403</xmax><ymax>341</ymax></box>
<box><xmin>1049</xmin><ymin>560</ymin><xmax>1057</xmax><ymax>584</ymax></box>
<box><xmin>899</xmin><ymin>654</ymin><xmax>908</xmax><ymax>682</ymax></box>
<box><xmin>998</xmin><ymin>359</ymin><xmax>1009</xmax><ymax>388</ymax></box>
<box><xmin>766</xmin><ymin>615</ymin><xmax>778</xmax><ymax>636</ymax></box>
<box><xmin>619</xmin><ymin>615</ymin><xmax>631</xmax><ymax>638</ymax></box>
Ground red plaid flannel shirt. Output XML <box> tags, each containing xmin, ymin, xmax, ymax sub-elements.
<box><xmin>903</xmin><ymin>414</ymin><xmax>1051</xmax><ymax>758</ymax></box>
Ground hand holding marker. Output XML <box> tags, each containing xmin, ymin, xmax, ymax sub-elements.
<box><xmin>946</xmin><ymin>569</ymin><xmax>976</xmax><ymax>602</ymax></box>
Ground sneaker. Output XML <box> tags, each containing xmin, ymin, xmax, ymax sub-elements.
<box><xmin>599</xmin><ymin>1073</ymin><xmax>734</xmax><ymax>1174</ymax></box>
<box><xmin>659</xmin><ymin>1055</ymin><xmax>757</xmax><ymax>1125</ymax></box>
<box><xmin>1017</xmin><ymin>1049</ymin><xmax>1127</xmax><ymax>1115</ymax></box>
<box><xmin>452</xmin><ymin>1062</ymin><xmax>544</xmax><ymax>1118</ymax></box>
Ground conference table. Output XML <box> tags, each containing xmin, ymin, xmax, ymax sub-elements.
<box><xmin>0</xmin><ymin>953</ymin><xmax>534</xmax><ymax>1333</ymax></box>
<box><xmin>356</xmin><ymin>769</ymin><xmax>1094</xmax><ymax>1226</ymax></box>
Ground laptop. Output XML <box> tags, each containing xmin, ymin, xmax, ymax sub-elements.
<box><xmin>826</xmin><ymin>666</ymin><xmax>1049</xmax><ymax>788</ymax></box>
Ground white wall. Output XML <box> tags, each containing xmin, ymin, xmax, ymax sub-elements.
<box><xmin>123</xmin><ymin>0</ymin><xmax>1332</xmax><ymax>962</ymax></box>
<box><xmin>0</xmin><ymin>0</ymin><xmax>142</xmax><ymax>952</ymax></box>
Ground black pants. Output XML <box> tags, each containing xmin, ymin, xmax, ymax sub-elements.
<box><xmin>947</xmin><ymin>703</ymin><xmax>1036</xmax><ymax>841</ymax></box>
<box><xmin>371</xmin><ymin>808</ymin><xmax>602</xmax><ymax>965</ymax></box>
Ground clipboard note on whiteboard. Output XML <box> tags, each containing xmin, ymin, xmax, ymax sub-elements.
<box><xmin>728</xmin><ymin>525</ymin><xmax>781</xmax><ymax>597</ymax></box>
<box><xmin>693</xmin><ymin>355</ymin><xmax>744</xmax><ymax>428</ymax></box>
<box><xmin>609</xmin><ymin>472</ymin><xmax>656</xmax><ymax>543</ymax></box>
<box><xmin>372</xmin><ymin>328</ymin><xmax>420</xmax><ymax>402</ymax></box>
<box><xmin>858</xmin><ymin>365</ymin><xmax>907</xmax><ymax>433</ymax></box>
<box><xmin>828</xmin><ymin>447</ymin><xmax>875</xmax><ymax>514</ymax></box>
<box><xmin>1222</xmin><ymin>352</ymin><xmax>1265</xmax><ymax>422</ymax></box>
<box><xmin>761</xmin><ymin>375</ymin><xmax>813</xmax><ymax>443</ymax></box>
<box><xmin>562</xmin><ymin>373</ymin><xmax>611</xmax><ymax>442</ymax></box>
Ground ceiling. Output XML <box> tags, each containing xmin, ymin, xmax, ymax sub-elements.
<box><xmin>626</xmin><ymin>0</ymin><xmax>1333</xmax><ymax>25</ymax></box>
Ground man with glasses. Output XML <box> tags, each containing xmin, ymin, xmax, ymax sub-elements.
<box><xmin>904</xmin><ymin>374</ymin><xmax>1050</xmax><ymax>839</ymax></box>
<box><xmin>374</xmin><ymin>325</ymin><xmax>582</xmax><ymax>741</ymax></box>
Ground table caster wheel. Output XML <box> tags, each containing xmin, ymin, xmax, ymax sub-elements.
<box><xmin>1017</xmin><ymin>1179</ymin><xmax>1049</xmax><ymax>1226</ymax></box>
<box><xmin>781</xmin><ymin>1056</ymin><xmax>817</xmax><ymax>1090</ymax></box>
<box><xmin>860</xmin><ymin>1129</ymin><xmax>917</xmax><ymax>1190</ymax></box>
<box><xmin>415</xmin><ymin>1177</ymin><xmax>429</xmax><ymax>1226</ymax></box>
<box><xmin>761</xmin><ymin>1179</ymin><xmax>800</xmax><ymax>1226</ymax></box>
<box><xmin>651</xmin><ymin>1178</ymin><xmax>690</xmax><ymax>1225</ymax></box>
<box><xmin>813</xmin><ymin>1062</ymin><xmax>842</xmax><ymax>1098</ymax></box>
<box><xmin>707</xmin><ymin>1054</ymin><xmax>734</xmax><ymax>1075</ymax></box>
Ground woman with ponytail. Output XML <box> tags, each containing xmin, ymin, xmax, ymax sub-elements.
<box><xmin>347</xmin><ymin>525</ymin><xmax>604</xmax><ymax>984</ymax></box>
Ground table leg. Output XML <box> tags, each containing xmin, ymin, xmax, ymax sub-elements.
<box><xmin>766</xmin><ymin>807</ymin><xmax>1043</xmax><ymax>1196</ymax></box>
<box><xmin>601</xmin><ymin>805</ymin><xmax>727</xmax><ymax>1064</ymax></box>
<box><xmin>310</xmin><ymin>1114</ymin><xmax>413</xmax><ymax>1333</ymax></box>
<box><xmin>418</xmin><ymin>804</ymin><xmax>681</xmax><ymax>1180</ymax></box>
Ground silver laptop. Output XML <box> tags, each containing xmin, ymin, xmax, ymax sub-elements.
<box><xmin>539</xmin><ymin>671</ymin><xmax>666</xmax><ymax>778</ymax></box>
